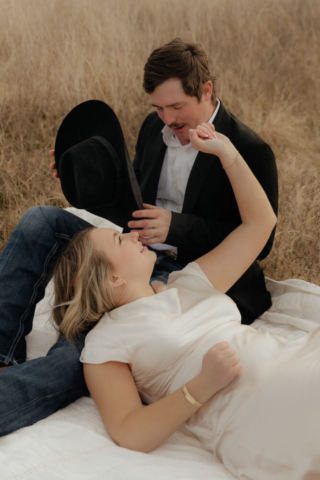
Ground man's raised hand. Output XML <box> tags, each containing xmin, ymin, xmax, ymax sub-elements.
<box><xmin>128</xmin><ymin>203</ymin><xmax>172</xmax><ymax>244</ymax></box>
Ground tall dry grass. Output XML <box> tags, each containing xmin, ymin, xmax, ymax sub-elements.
<box><xmin>0</xmin><ymin>0</ymin><xmax>320</xmax><ymax>282</ymax></box>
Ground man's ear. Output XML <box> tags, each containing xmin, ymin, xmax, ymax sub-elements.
<box><xmin>108</xmin><ymin>276</ymin><xmax>126</xmax><ymax>288</ymax></box>
<box><xmin>203</xmin><ymin>81</ymin><xmax>213</xmax><ymax>101</ymax></box>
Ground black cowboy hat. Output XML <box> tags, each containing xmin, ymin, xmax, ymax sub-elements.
<box><xmin>54</xmin><ymin>100</ymin><xmax>143</xmax><ymax>231</ymax></box>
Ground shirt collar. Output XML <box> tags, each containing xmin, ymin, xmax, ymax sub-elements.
<box><xmin>161</xmin><ymin>98</ymin><xmax>221</xmax><ymax>148</ymax></box>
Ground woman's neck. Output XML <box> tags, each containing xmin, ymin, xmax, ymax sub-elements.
<box><xmin>115</xmin><ymin>282</ymin><xmax>156</xmax><ymax>307</ymax></box>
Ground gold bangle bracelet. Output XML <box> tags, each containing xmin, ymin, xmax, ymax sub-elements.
<box><xmin>223</xmin><ymin>150</ymin><xmax>240</xmax><ymax>170</ymax></box>
<box><xmin>182</xmin><ymin>384</ymin><xmax>203</xmax><ymax>408</ymax></box>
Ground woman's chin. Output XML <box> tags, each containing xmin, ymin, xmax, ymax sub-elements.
<box><xmin>148</xmin><ymin>250</ymin><xmax>158</xmax><ymax>273</ymax></box>
<box><xmin>151</xmin><ymin>250</ymin><xmax>158</xmax><ymax>264</ymax></box>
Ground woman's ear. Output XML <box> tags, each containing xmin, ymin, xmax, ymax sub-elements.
<box><xmin>108</xmin><ymin>276</ymin><xmax>126</xmax><ymax>288</ymax></box>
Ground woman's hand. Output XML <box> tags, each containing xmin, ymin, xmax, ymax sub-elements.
<box><xmin>188</xmin><ymin>342</ymin><xmax>241</xmax><ymax>404</ymax></box>
<box><xmin>189</xmin><ymin>123</ymin><xmax>235</xmax><ymax>160</ymax></box>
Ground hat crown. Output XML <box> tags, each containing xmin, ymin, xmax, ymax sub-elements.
<box><xmin>60</xmin><ymin>138</ymin><xmax>123</xmax><ymax>209</ymax></box>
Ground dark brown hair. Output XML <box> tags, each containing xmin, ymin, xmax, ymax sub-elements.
<box><xmin>143</xmin><ymin>38</ymin><xmax>216</xmax><ymax>103</ymax></box>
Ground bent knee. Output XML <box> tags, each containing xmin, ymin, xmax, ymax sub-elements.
<box><xmin>20</xmin><ymin>206</ymin><xmax>66</xmax><ymax>233</ymax></box>
<box><xmin>22</xmin><ymin>206</ymin><xmax>62</xmax><ymax>223</ymax></box>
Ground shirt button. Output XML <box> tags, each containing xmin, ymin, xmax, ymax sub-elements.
<box><xmin>176</xmin><ymin>207</ymin><xmax>179</xmax><ymax>212</ymax></box>
<box><xmin>173</xmin><ymin>179</ymin><xmax>177</xmax><ymax>184</ymax></box>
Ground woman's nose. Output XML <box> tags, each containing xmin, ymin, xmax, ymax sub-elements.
<box><xmin>129</xmin><ymin>231</ymin><xmax>139</xmax><ymax>242</ymax></box>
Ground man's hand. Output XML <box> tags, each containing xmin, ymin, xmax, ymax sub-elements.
<box><xmin>128</xmin><ymin>203</ymin><xmax>172</xmax><ymax>244</ymax></box>
<box><xmin>49</xmin><ymin>150</ymin><xmax>61</xmax><ymax>188</ymax></box>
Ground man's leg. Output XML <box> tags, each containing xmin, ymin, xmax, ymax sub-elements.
<box><xmin>0</xmin><ymin>334</ymin><xmax>88</xmax><ymax>436</ymax></box>
<box><xmin>0</xmin><ymin>206</ymin><xmax>92</xmax><ymax>366</ymax></box>
<box><xmin>0</xmin><ymin>206</ymin><xmax>93</xmax><ymax>435</ymax></box>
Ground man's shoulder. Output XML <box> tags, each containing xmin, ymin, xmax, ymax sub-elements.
<box><xmin>230</xmin><ymin>113</ymin><xmax>265</xmax><ymax>147</ymax></box>
<box><xmin>219</xmin><ymin>101</ymin><xmax>269</xmax><ymax>151</ymax></box>
<box><xmin>216</xmin><ymin>102</ymin><xmax>275</xmax><ymax>164</ymax></box>
<box><xmin>134</xmin><ymin>112</ymin><xmax>165</xmax><ymax>161</ymax></box>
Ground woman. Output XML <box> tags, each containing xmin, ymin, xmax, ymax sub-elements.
<box><xmin>53</xmin><ymin>124</ymin><xmax>320</xmax><ymax>480</ymax></box>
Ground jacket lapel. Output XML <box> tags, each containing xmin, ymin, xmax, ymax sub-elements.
<box><xmin>214</xmin><ymin>100</ymin><xmax>232</xmax><ymax>136</ymax></box>
<box><xmin>139</xmin><ymin>131</ymin><xmax>167</xmax><ymax>205</ymax></box>
<box><xmin>182</xmin><ymin>151</ymin><xmax>220</xmax><ymax>212</ymax></box>
<box><xmin>182</xmin><ymin>101</ymin><xmax>231</xmax><ymax>213</ymax></box>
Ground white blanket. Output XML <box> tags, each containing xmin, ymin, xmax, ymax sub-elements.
<box><xmin>1</xmin><ymin>208</ymin><xmax>319</xmax><ymax>480</ymax></box>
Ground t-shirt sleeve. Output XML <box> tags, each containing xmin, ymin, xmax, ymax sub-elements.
<box><xmin>80</xmin><ymin>319</ymin><xmax>130</xmax><ymax>365</ymax></box>
<box><xmin>167</xmin><ymin>261</ymin><xmax>215</xmax><ymax>289</ymax></box>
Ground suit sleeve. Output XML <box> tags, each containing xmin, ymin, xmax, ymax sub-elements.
<box><xmin>166</xmin><ymin>143</ymin><xmax>278</xmax><ymax>262</ymax></box>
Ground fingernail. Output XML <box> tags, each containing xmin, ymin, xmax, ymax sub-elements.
<box><xmin>189</xmin><ymin>129</ymin><xmax>193</xmax><ymax>132</ymax></box>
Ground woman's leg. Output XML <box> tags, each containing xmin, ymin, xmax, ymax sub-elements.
<box><xmin>0</xmin><ymin>206</ymin><xmax>92</xmax><ymax>365</ymax></box>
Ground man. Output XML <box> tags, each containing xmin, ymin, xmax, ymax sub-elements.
<box><xmin>126</xmin><ymin>39</ymin><xmax>277</xmax><ymax>324</ymax></box>
<box><xmin>0</xmin><ymin>39</ymin><xmax>277</xmax><ymax>435</ymax></box>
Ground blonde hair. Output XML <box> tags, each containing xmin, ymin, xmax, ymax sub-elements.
<box><xmin>52</xmin><ymin>227</ymin><xmax>116</xmax><ymax>343</ymax></box>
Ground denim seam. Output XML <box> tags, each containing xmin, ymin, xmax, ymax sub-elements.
<box><xmin>0</xmin><ymin>353</ymin><xmax>18</xmax><ymax>366</ymax></box>
<box><xmin>154</xmin><ymin>254</ymin><xmax>165</xmax><ymax>265</ymax></box>
<box><xmin>0</xmin><ymin>380</ymin><xmax>86</xmax><ymax>422</ymax></box>
<box><xmin>56</xmin><ymin>233</ymin><xmax>72</xmax><ymax>241</ymax></box>
<box><xmin>6</xmin><ymin>239</ymin><xmax>60</xmax><ymax>363</ymax></box>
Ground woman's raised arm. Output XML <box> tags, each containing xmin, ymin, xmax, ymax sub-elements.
<box><xmin>83</xmin><ymin>341</ymin><xmax>240</xmax><ymax>453</ymax></box>
<box><xmin>190</xmin><ymin>124</ymin><xmax>277</xmax><ymax>294</ymax></box>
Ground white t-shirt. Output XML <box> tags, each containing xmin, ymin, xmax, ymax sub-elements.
<box><xmin>80</xmin><ymin>262</ymin><xmax>240</xmax><ymax>403</ymax></box>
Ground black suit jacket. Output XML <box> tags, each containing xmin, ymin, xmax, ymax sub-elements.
<box><xmin>133</xmin><ymin>101</ymin><xmax>278</xmax><ymax>324</ymax></box>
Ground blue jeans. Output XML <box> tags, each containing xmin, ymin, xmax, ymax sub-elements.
<box><xmin>0</xmin><ymin>206</ymin><xmax>182</xmax><ymax>436</ymax></box>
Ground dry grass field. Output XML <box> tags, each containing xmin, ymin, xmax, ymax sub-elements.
<box><xmin>0</xmin><ymin>0</ymin><xmax>320</xmax><ymax>283</ymax></box>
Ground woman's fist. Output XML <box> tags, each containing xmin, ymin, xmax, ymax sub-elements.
<box><xmin>200</xmin><ymin>342</ymin><xmax>241</xmax><ymax>399</ymax></box>
<box><xmin>189</xmin><ymin>123</ymin><xmax>236</xmax><ymax>161</ymax></box>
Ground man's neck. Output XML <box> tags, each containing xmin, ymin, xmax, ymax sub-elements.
<box><xmin>206</xmin><ymin>99</ymin><xmax>218</xmax><ymax>122</ymax></box>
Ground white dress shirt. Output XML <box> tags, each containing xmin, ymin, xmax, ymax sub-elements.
<box><xmin>151</xmin><ymin>98</ymin><xmax>221</xmax><ymax>251</ymax></box>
